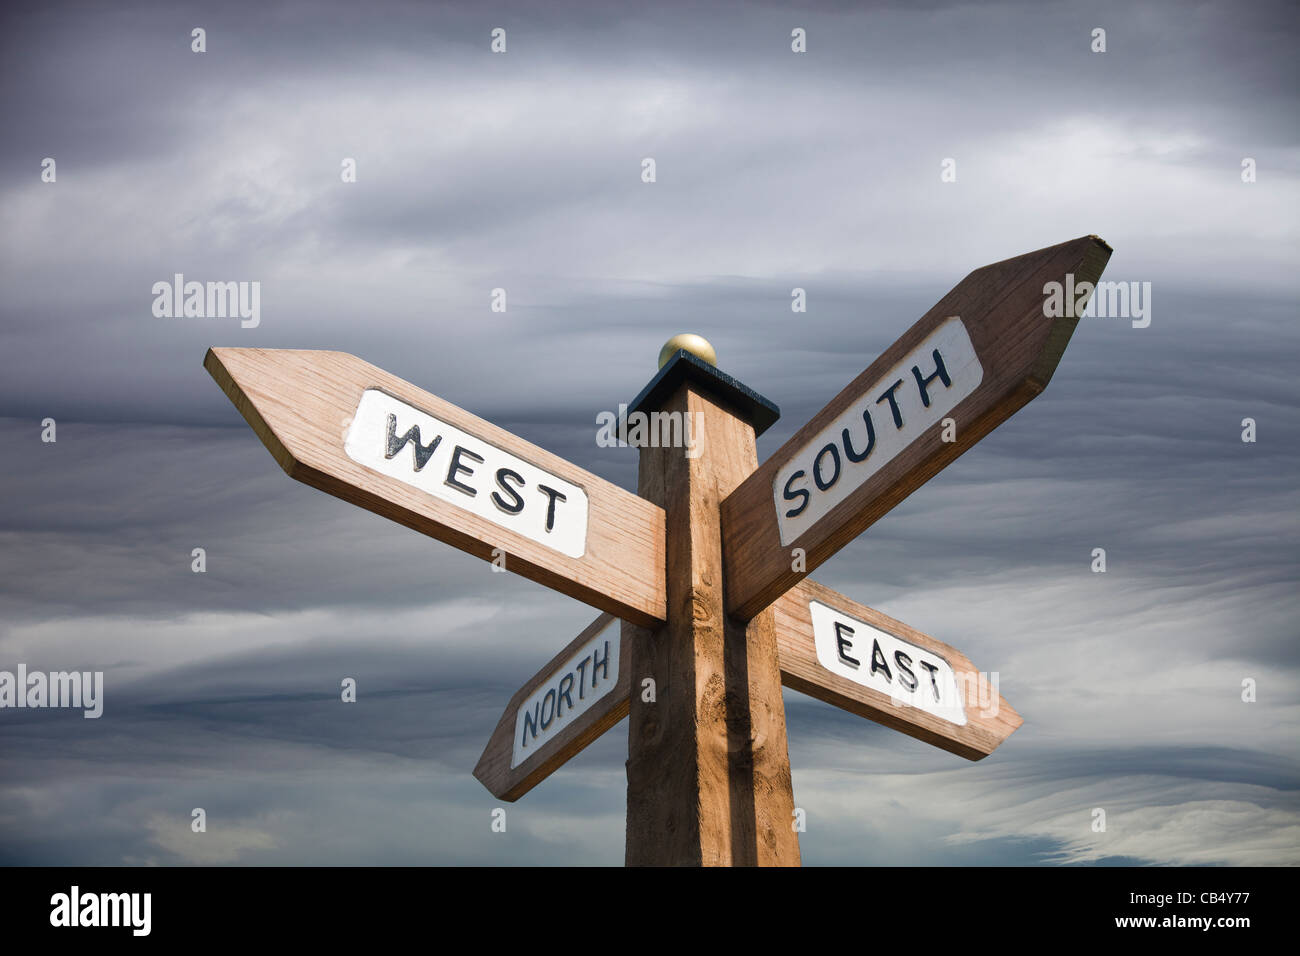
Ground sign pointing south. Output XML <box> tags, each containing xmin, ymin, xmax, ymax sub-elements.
<box><xmin>772</xmin><ymin>315</ymin><xmax>982</xmax><ymax>546</ymax></box>
<box><xmin>721</xmin><ymin>235</ymin><xmax>1112</xmax><ymax>621</ymax></box>
<box><xmin>207</xmin><ymin>235</ymin><xmax>1107</xmax><ymax>864</ymax></box>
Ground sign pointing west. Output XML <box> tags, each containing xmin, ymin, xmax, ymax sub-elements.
<box><xmin>204</xmin><ymin>347</ymin><xmax>666</xmax><ymax>627</ymax></box>
<box><xmin>721</xmin><ymin>235</ymin><xmax>1112</xmax><ymax>621</ymax></box>
<box><xmin>207</xmin><ymin>235</ymin><xmax>1108</xmax><ymax>865</ymax></box>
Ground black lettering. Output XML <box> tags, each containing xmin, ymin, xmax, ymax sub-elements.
<box><xmin>911</xmin><ymin>349</ymin><xmax>952</xmax><ymax>408</ymax></box>
<box><xmin>894</xmin><ymin>651</ymin><xmax>918</xmax><ymax>692</ymax></box>
<box><xmin>918</xmin><ymin>660</ymin><xmax>941</xmax><ymax>702</ymax></box>
<box><xmin>521</xmin><ymin>702</ymin><xmax>540</xmax><ymax>746</ymax></box>
<box><xmin>834</xmin><ymin>621</ymin><xmax>860</xmax><ymax>668</ymax></box>
<box><xmin>591</xmin><ymin>640</ymin><xmax>610</xmax><ymax>687</ymax></box>
<box><xmin>875</xmin><ymin>379</ymin><xmax>905</xmax><ymax>429</ymax></box>
<box><xmin>445</xmin><ymin>445</ymin><xmax>484</xmax><ymax>497</ymax></box>
<box><xmin>842</xmin><ymin>408</ymin><xmax>876</xmax><ymax>463</ymax></box>
<box><xmin>537</xmin><ymin>484</ymin><xmax>567</xmax><ymax>532</ymax></box>
<box><xmin>575</xmin><ymin>657</ymin><xmax>590</xmax><ymax>699</ymax></box>
<box><xmin>557</xmin><ymin>674</ymin><xmax>575</xmax><ymax>717</ymax></box>
<box><xmin>540</xmin><ymin>688</ymin><xmax>557</xmax><ymax>729</ymax></box>
<box><xmin>870</xmin><ymin>639</ymin><xmax>892</xmax><ymax>681</ymax></box>
<box><xmin>490</xmin><ymin>468</ymin><xmax>526</xmax><ymax>514</ymax></box>
<box><xmin>385</xmin><ymin>414</ymin><xmax>441</xmax><ymax>471</ymax></box>
<box><xmin>813</xmin><ymin>443</ymin><xmax>841</xmax><ymax>491</ymax></box>
<box><xmin>783</xmin><ymin>470</ymin><xmax>811</xmax><ymax>518</ymax></box>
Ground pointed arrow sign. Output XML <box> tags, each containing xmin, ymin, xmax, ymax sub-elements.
<box><xmin>474</xmin><ymin>580</ymin><xmax>1020</xmax><ymax>801</ymax></box>
<box><xmin>205</xmin><ymin>347</ymin><xmax>666</xmax><ymax>627</ymax></box>
<box><xmin>474</xmin><ymin>613</ymin><xmax>629</xmax><ymax>802</ymax></box>
<box><xmin>772</xmin><ymin>580</ymin><xmax>1021</xmax><ymax>761</ymax></box>
<box><xmin>721</xmin><ymin>235</ymin><xmax>1112</xmax><ymax>621</ymax></box>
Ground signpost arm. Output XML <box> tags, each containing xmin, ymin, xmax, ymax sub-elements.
<box><xmin>721</xmin><ymin>235</ymin><xmax>1112</xmax><ymax>621</ymax></box>
<box><xmin>204</xmin><ymin>347</ymin><xmax>666</xmax><ymax>627</ymax></box>
<box><xmin>624</xmin><ymin>351</ymin><xmax>800</xmax><ymax>866</ymax></box>
<box><xmin>473</xmin><ymin>613</ymin><xmax>628</xmax><ymax>802</ymax></box>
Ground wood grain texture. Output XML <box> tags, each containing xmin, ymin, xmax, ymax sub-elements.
<box><xmin>774</xmin><ymin>580</ymin><xmax>1022</xmax><ymax>760</ymax></box>
<box><xmin>204</xmin><ymin>347</ymin><xmax>666</xmax><ymax>627</ymax></box>
<box><xmin>474</xmin><ymin>574</ymin><xmax>1020</xmax><ymax>802</ymax></box>
<box><xmin>473</xmin><ymin>612</ymin><xmax>629</xmax><ymax>801</ymax></box>
<box><xmin>721</xmin><ymin>235</ymin><xmax>1112</xmax><ymax>621</ymax></box>
<box><xmin>625</xmin><ymin>384</ymin><xmax>800</xmax><ymax>867</ymax></box>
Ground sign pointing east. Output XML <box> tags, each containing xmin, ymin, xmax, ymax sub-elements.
<box><xmin>772</xmin><ymin>580</ymin><xmax>1021</xmax><ymax>761</ymax></box>
<box><xmin>207</xmin><ymin>235</ymin><xmax>1108</xmax><ymax>864</ymax></box>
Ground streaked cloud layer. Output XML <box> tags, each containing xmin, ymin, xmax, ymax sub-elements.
<box><xmin>1</xmin><ymin>0</ymin><xmax>1296</xmax><ymax>865</ymax></box>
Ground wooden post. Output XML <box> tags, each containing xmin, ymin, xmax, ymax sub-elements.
<box><xmin>624</xmin><ymin>351</ymin><xmax>801</xmax><ymax>866</ymax></box>
<box><xmin>210</xmin><ymin>242</ymin><xmax>1108</xmax><ymax>865</ymax></box>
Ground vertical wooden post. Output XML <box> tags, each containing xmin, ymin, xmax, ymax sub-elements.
<box><xmin>624</xmin><ymin>356</ymin><xmax>800</xmax><ymax>866</ymax></box>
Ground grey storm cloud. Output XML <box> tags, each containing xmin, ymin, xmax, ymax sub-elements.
<box><xmin>0</xmin><ymin>0</ymin><xmax>1296</xmax><ymax>866</ymax></box>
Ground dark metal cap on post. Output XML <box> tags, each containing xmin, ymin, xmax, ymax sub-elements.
<box><xmin>626</xmin><ymin>337</ymin><xmax>780</xmax><ymax>438</ymax></box>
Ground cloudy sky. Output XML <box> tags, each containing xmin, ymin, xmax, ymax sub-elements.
<box><xmin>1</xmin><ymin>0</ymin><xmax>1296</xmax><ymax>866</ymax></box>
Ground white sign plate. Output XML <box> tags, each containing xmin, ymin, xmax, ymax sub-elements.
<box><xmin>773</xmin><ymin>317</ymin><xmax>982</xmax><ymax>545</ymax></box>
<box><xmin>512</xmin><ymin>619</ymin><xmax>620</xmax><ymax>768</ymax></box>
<box><xmin>808</xmin><ymin>599</ymin><xmax>966</xmax><ymax>726</ymax></box>
<box><xmin>345</xmin><ymin>389</ymin><xmax>589</xmax><ymax>558</ymax></box>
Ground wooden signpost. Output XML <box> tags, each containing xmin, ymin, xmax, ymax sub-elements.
<box><xmin>207</xmin><ymin>235</ymin><xmax>1111</xmax><ymax>866</ymax></box>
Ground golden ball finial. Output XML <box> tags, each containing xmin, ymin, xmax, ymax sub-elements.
<box><xmin>658</xmin><ymin>333</ymin><xmax>717</xmax><ymax>369</ymax></box>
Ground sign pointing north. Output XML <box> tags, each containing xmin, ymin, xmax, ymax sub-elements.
<box><xmin>721</xmin><ymin>235</ymin><xmax>1112</xmax><ymax>621</ymax></box>
<box><xmin>474</xmin><ymin>613</ymin><xmax>630</xmax><ymax>801</ymax></box>
<box><xmin>511</xmin><ymin>616</ymin><xmax>620</xmax><ymax>767</ymax></box>
<box><xmin>204</xmin><ymin>347</ymin><xmax>666</xmax><ymax>627</ymax></box>
<box><xmin>208</xmin><ymin>235</ymin><xmax>1107</xmax><ymax>863</ymax></box>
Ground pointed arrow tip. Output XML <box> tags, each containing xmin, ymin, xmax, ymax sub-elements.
<box><xmin>203</xmin><ymin>346</ymin><xmax>305</xmax><ymax>478</ymax></box>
